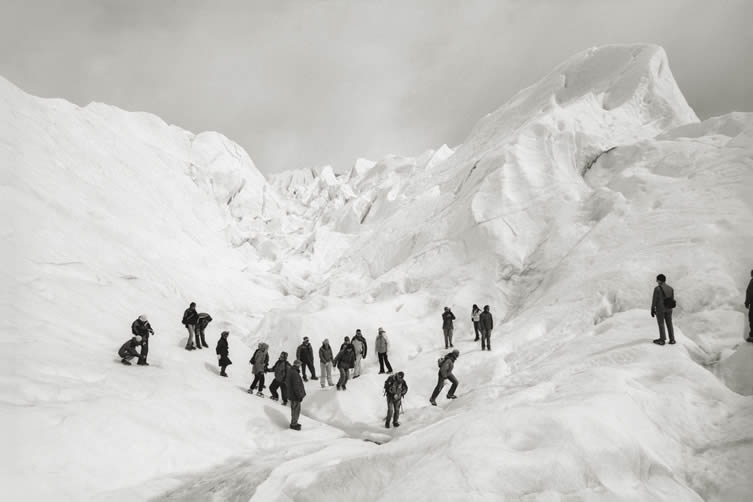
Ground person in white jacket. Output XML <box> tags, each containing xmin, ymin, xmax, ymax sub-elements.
<box><xmin>375</xmin><ymin>327</ymin><xmax>393</xmax><ymax>374</ymax></box>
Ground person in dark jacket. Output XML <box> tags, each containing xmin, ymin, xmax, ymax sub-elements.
<box><xmin>334</xmin><ymin>337</ymin><xmax>356</xmax><ymax>390</ymax></box>
<box><xmin>745</xmin><ymin>269</ymin><xmax>753</xmax><ymax>343</ymax></box>
<box><xmin>131</xmin><ymin>314</ymin><xmax>154</xmax><ymax>365</ymax></box>
<box><xmin>195</xmin><ymin>313</ymin><xmax>212</xmax><ymax>349</ymax></box>
<box><xmin>118</xmin><ymin>335</ymin><xmax>142</xmax><ymax>365</ymax></box>
<box><xmin>479</xmin><ymin>305</ymin><xmax>494</xmax><ymax>351</ymax></box>
<box><xmin>215</xmin><ymin>331</ymin><xmax>231</xmax><ymax>377</ymax></box>
<box><xmin>352</xmin><ymin>329</ymin><xmax>368</xmax><ymax>378</ymax></box>
<box><xmin>442</xmin><ymin>307</ymin><xmax>456</xmax><ymax>349</ymax></box>
<box><xmin>375</xmin><ymin>327</ymin><xmax>393</xmax><ymax>374</ymax></box>
<box><xmin>181</xmin><ymin>302</ymin><xmax>199</xmax><ymax>350</ymax></box>
<box><xmin>269</xmin><ymin>352</ymin><xmax>291</xmax><ymax>404</ymax></box>
<box><xmin>384</xmin><ymin>371</ymin><xmax>408</xmax><ymax>428</ymax></box>
<box><xmin>296</xmin><ymin>336</ymin><xmax>317</xmax><ymax>382</ymax></box>
<box><xmin>471</xmin><ymin>304</ymin><xmax>481</xmax><ymax>341</ymax></box>
<box><xmin>286</xmin><ymin>360</ymin><xmax>307</xmax><ymax>430</ymax></box>
<box><xmin>318</xmin><ymin>339</ymin><xmax>334</xmax><ymax>388</ymax></box>
<box><xmin>651</xmin><ymin>274</ymin><xmax>676</xmax><ymax>345</ymax></box>
<box><xmin>430</xmin><ymin>349</ymin><xmax>459</xmax><ymax>405</ymax></box>
<box><xmin>248</xmin><ymin>342</ymin><xmax>270</xmax><ymax>396</ymax></box>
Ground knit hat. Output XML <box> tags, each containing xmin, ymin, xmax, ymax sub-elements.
<box><xmin>451</xmin><ymin>349</ymin><xmax>460</xmax><ymax>356</ymax></box>
<box><xmin>221</xmin><ymin>331</ymin><xmax>229</xmax><ymax>337</ymax></box>
<box><xmin>344</xmin><ymin>336</ymin><xmax>350</xmax><ymax>342</ymax></box>
<box><xmin>138</xmin><ymin>314</ymin><xmax>148</xmax><ymax>322</ymax></box>
<box><xmin>280</xmin><ymin>351</ymin><xmax>288</xmax><ymax>360</ymax></box>
<box><xmin>323</xmin><ymin>338</ymin><xmax>329</xmax><ymax>344</ymax></box>
<box><xmin>303</xmin><ymin>336</ymin><xmax>309</xmax><ymax>342</ymax></box>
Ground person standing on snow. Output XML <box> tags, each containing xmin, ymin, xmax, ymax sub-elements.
<box><xmin>248</xmin><ymin>342</ymin><xmax>270</xmax><ymax>396</ymax></box>
<box><xmin>118</xmin><ymin>335</ymin><xmax>142</xmax><ymax>365</ymax></box>
<box><xmin>745</xmin><ymin>269</ymin><xmax>753</xmax><ymax>343</ymax></box>
<box><xmin>442</xmin><ymin>307</ymin><xmax>456</xmax><ymax>349</ymax></box>
<box><xmin>651</xmin><ymin>274</ymin><xmax>676</xmax><ymax>346</ymax></box>
<box><xmin>471</xmin><ymin>304</ymin><xmax>481</xmax><ymax>341</ymax></box>
<box><xmin>479</xmin><ymin>305</ymin><xmax>494</xmax><ymax>351</ymax></box>
<box><xmin>269</xmin><ymin>352</ymin><xmax>291</xmax><ymax>404</ymax></box>
<box><xmin>334</xmin><ymin>337</ymin><xmax>356</xmax><ymax>390</ymax></box>
<box><xmin>430</xmin><ymin>349</ymin><xmax>460</xmax><ymax>406</ymax></box>
<box><xmin>215</xmin><ymin>331</ymin><xmax>231</xmax><ymax>377</ymax></box>
<box><xmin>384</xmin><ymin>371</ymin><xmax>408</xmax><ymax>429</ymax></box>
<box><xmin>375</xmin><ymin>327</ymin><xmax>393</xmax><ymax>374</ymax></box>
<box><xmin>352</xmin><ymin>329</ymin><xmax>368</xmax><ymax>378</ymax></box>
<box><xmin>296</xmin><ymin>337</ymin><xmax>317</xmax><ymax>382</ymax></box>
<box><xmin>195</xmin><ymin>312</ymin><xmax>212</xmax><ymax>349</ymax></box>
<box><xmin>318</xmin><ymin>339</ymin><xmax>334</xmax><ymax>388</ymax></box>
<box><xmin>181</xmin><ymin>302</ymin><xmax>199</xmax><ymax>350</ymax></box>
<box><xmin>286</xmin><ymin>360</ymin><xmax>307</xmax><ymax>431</ymax></box>
<box><xmin>131</xmin><ymin>314</ymin><xmax>154</xmax><ymax>366</ymax></box>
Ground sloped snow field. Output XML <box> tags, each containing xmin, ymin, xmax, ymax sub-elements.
<box><xmin>2</xmin><ymin>44</ymin><xmax>752</xmax><ymax>501</ymax></box>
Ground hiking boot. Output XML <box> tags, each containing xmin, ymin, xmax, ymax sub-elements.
<box><xmin>303</xmin><ymin>377</ymin><xmax>308</xmax><ymax>382</ymax></box>
<box><xmin>378</xmin><ymin>371</ymin><xmax>385</xmax><ymax>374</ymax></box>
<box><xmin>256</xmin><ymin>391</ymin><xmax>264</xmax><ymax>397</ymax></box>
<box><xmin>121</xmin><ymin>359</ymin><xmax>131</xmax><ymax>365</ymax></box>
<box><xmin>247</xmin><ymin>388</ymin><xmax>254</xmax><ymax>394</ymax></box>
<box><xmin>430</xmin><ymin>400</ymin><xmax>437</xmax><ymax>406</ymax></box>
<box><xmin>393</xmin><ymin>422</ymin><xmax>400</xmax><ymax>427</ymax></box>
<box><xmin>220</xmin><ymin>373</ymin><xmax>228</xmax><ymax>378</ymax></box>
<box><xmin>202</xmin><ymin>342</ymin><xmax>209</xmax><ymax>348</ymax></box>
<box><xmin>336</xmin><ymin>385</ymin><xmax>341</xmax><ymax>390</ymax></box>
<box><xmin>270</xmin><ymin>396</ymin><xmax>279</xmax><ymax>401</ymax></box>
<box><xmin>447</xmin><ymin>395</ymin><xmax>457</xmax><ymax>399</ymax></box>
<box><xmin>746</xmin><ymin>336</ymin><xmax>753</xmax><ymax>343</ymax></box>
<box><xmin>353</xmin><ymin>375</ymin><xmax>360</xmax><ymax>379</ymax></box>
<box><xmin>289</xmin><ymin>424</ymin><xmax>301</xmax><ymax>431</ymax></box>
<box><xmin>652</xmin><ymin>339</ymin><xmax>666</xmax><ymax>346</ymax></box>
<box><xmin>668</xmin><ymin>339</ymin><xmax>676</xmax><ymax>345</ymax></box>
<box><xmin>281</xmin><ymin>401</ymin><xmax>288</xmax><ymax>406</ymax></box>
<box><xmin>137</xmin><ymin>361</ymin><xmax>149</xmax><ymax>366</ymax></box>
<box><xmin>385</xmin><ymin>421</ymin><xmax>391</xmax><ymax>429</ymax></box>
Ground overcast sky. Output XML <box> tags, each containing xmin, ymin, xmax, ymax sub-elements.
<box><xmin>1</xmin><ymin>0</ymin><xmax>751</xmax><ymax>175</ymax></box>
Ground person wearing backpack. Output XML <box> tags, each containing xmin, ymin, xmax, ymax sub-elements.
<box><xmin>430</xmin><ymin>349</ymin><xmax>459</xmax><ymax>405</ymax></box>
<box><xmin>195</xmin><ymin>312</ymin><xmax>212</xmax><ymax>349</ymax></box>
<box><xmin>334</xmin><ymin>337</ymin><xmax>356</xmax><ymax>390</ymax></box>
<box><xmin>318</xmin><ymin>339</ymin><xmax>334</xmax><ymax>388</ymax></box>
<box><xmin>352</xmin><ymin>329</ymin><xmax>368</xmax><ymax>378</ymax></box>
<box><xmin>181</xmin><ymin>302</ymin><xmax>199</xmax><ymax>350</ymax></box>
<box><xmin>442</xmin><ymin>307</ymin><xmax>456</xmax><ymax>349</ymax></box>
<box><xmin>215</xmin><ymin>331</ymin><xmax>232</xmax><ymax>377</ymax></box>
<box><xmin>296</xmin><ymin>337</ymin><xmax>317</xmax><ymax>382</ymax></box>
<box><xmin>471</xmin><ymin>304</ymin><xmax>481</xmax><ymax>341</ymax></box>
<box><xmin>247</xmin><ymin>342</ymin><xmax>270</xmax><ymax>396</ymax></box>
<box><xmin>384</xmin><ymin>371</ymin><xmax>408</xmax><ymax>428</ymax></box>
<box><xmin>286</xmin><ymin>360</ymin><xmax>307</xmax><ymax>430</ymax></box>
<box><xmin>118</xmin><ymin>335</ymin><xmax>142</xmax><ymax>365</ymax></box>
<box><xmin>479</xmin><ymin>305</ymin><xmax>493</xmax><ymax>351</ymax></box>
<box><xmin>269</xmin><ymin>352</ymin><xmax>291</xmax><ymax>404</ymax></box>
<box><xmin>651</xmin><ymin>274</ymin><xmax>676</xmax><ymax>345</ymax></box>
<box><xmin>745</xmin><ymin>269</ymin><xmax>753</xmax><ymax>343</ymax></box>
<box><xmin>131</xmin><ymin>314</ymin><xmax>154</xmax><ymax>365</ymax></box>
<box><xmin>375</xmin><ymin>327</ymin><xmax>393</xmax><ymax>374</ymax></box>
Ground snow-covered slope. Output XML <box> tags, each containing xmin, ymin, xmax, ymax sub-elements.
<box><xmin>2</xmin><ymin>43</ymin><xmax>752</xmax><ymax>502</ymax></box>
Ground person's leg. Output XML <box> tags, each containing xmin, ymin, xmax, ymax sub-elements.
<box><xmin>259</xmin><ymin>373</ymin><xmax>266</xmax><ymax>392</ymax></box>
<box><xmin>200</xmin><ymin>327</ymin><xmax>209</xmax><ymax>347</ymax></box>
<box><xmin>281</xmin><ymin>383</ymin><xmax>288</xmax><ymax>404</ymax></box>
<box><xmin>185</xmin><ymin>325</ymin><xmax>195</xmax><ymax>348</ymax></box>
<box><xmin>384</xmin><ymin>354</ymin><xmax>393</xmax><ymax>373</ymax></box>
<box><xmin>353</xmin><ymin>356</ymin><xmax>361</xmax><ymax>377</ymax></box>
<box><xmin>343</xmin><ymin>367</ymin><xmax>350</xmax><ymax>389</ymax></box>
<box><xmin>269</xmin><ymin>380</ymin><xmax>279</xmax><ymax>399</ymax></box>
<box><xmin>447</xmin><ymin>374</ymin><xmax>459</xmax><ymax>397</ymax></box>
<box><xmin>320</xmin><ymin>363</ymin><xmax>326</xmax><ymax>387</ymax></box>
<box><xmin>138</xmin><ymin>337</ymin><xmax>149</xmax><ymax>364</ymax></box>
<box><xmin>485</xmin><ymin>330</ymin><xmax>492</xmax><ymax>350</ymax></box>
<box><xmin>656</xmin><ymin>314</ymin><xmax>667</xmax><ymax>341</ymax></box>
<box><xmin>443</xmin><ymin>329</ymin><xmax>449</xmax><ymax>349</ymax></box>
<box><xmin>386</xmin><ymin>399</ymin><xmax>393</xmax><ymax>427</ymax></box>
<box><xmin>250</xmin><ymin>373</ymin><xmax>261</xmax><ymax>391</ymax></box>
<box><xmin>474</xmin><ymin>322</ymin><xmax>480</xmax><ymax>341</ymax></box>
<box><xmin>300</xmin><ymin>363</ymin><xmax>308</xmax><ymax>381</ymax></box>
<box><xmin>290</xmin><ymin>401</ymin><xmax>301</xmax><ymax>426</ymax></box>
<box><xmin>430</xmin><ymin>375</ymin><xmax>445</xmax><ymax>402</ymax></box>
<box><xmin>378</xmin><ymin>353</ymin><xmax>385</xmax><ymax>373</ymax></box>
<box><xmin>337</xmin><ymin>367</ymin><xmax>345</xmax><ymax>388</ymax></box>
<box><xmin>308</xmin><ymin>360</ymin><xmax>317</xmax><ymax>379</ymax></box>
<box><xmin>665</xmin><ymin>311</ymin><xmax>675</xmax><ymax>343</ymax></box>
<box><xmin>393</xmin><ymin>399</ymin><xmax>400</xmax><ymax>425</ymax></box>
<box><xmin>449</xmin><ymin>328</ymin><xmax>454</xmax><ymax>347</ymax></box>
<box><xmin>326</xmin><ymin>362</ymin><xmax>333</xmax><ymax>385</ymax></box>
<box><xmin>220</xmin><ymin>365</ymin><xmax>227</xmax><ymax>376</ymax></box>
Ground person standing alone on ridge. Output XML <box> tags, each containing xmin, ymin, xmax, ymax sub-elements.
<box><xmin>182</xmin><ymin>302</ymin><xmax>199</xmax><ymax>350</ymax></box>
<box><xmin>375</xmin><ymin>327</ymin><xmax>393</xmax><ymax>374</ymax></box>
<box><xmin>215</xmin><ymin>331</ymin><xmax>231</xmax><ymax>377</ymax></box>
<box><xmin>286</xmin><ymin>360</ymin><xmax>307</xmax><ymax>431</ymax></box>
<box><xmin>471</xmin><ymin>304</ymin><xmax>481</xmax><ymax>341</ymax></box>
<box><xmin>745</xmin><ymin>269</ymin><xmax>753</xmax><ymax>343</ymax></box>
<box><xmin>131</xmin><ymin>314</ymin><xmax>154</xmax><ymax>366</ymax></box>
<box><xmin>479</xmin><ymin>305</ymin><xmax>493</xmax><ymax>351</ymax></box>
<box><xmin>352</xmin><ymin>329</ymin><xmax>368</xmax><ymax>378</ymax></box>
<box><xmin>430</xmin><ymin>349</ymin><xmax>460</xmax><ymax>406</ymax></box>
<box><xmin>651</xmin><ymin>274</ymin><xmax>676</xmax><ymax>346</ymax></box>
<box><xmin>442</xmin><ymin>307</ymin><xmax>456</xmax><ymax>349</ymax></box>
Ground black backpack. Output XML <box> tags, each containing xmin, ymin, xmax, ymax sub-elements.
<box><xmin>659</xmin><ymin>285</ymin><xmax>676</xmax><ymax>309</ymax></box>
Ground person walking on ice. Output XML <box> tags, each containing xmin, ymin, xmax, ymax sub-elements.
<box><xmin>471</xmin><ymin>304</ymin><xmax>481</xmax><ymax>341</ymax></box>
<box><xmin>270</xmin><ymin>352</ymin><xmax>291</xmax><ymax>404</ymax></box>
<box><xmin>296</xmin><ymin>336</ymin><xmax>317</xmax><ymax>382</ymax></box>
<box><xmin>131</xmin><ymin>314</ymin><xmax>154</xmax><ymax>366</ymax></box>
<box><xmin>479</xmin><ymin>305</ymin><xmax>493</xmax><ymax>351</ymax></box>
<box><xmin>430</xmin><ymin>349</ymin><xmax>460</xmax><ymax>406</ymax></box>
<box><xmin>745</xmin><ymin>269</ymin><xmax>753</xmax><ymax>343</ymax></box>
<box><xmin>248</xmin><ymin>342</ymin><xmax>270</xmax><ymax>396</ymax></box>
<box><xmin>215</xmin><ymin>331</ymin><xmax>231</xmax><ymax>377</ymax></box>
<box><xmin>318</xmin><ymin>339</ymin><xmax>334</xmax><ymax>388</ymax></box>
<box><xmin>651</xmin><ymin>274</ymin><xmax>676</xmax><ymax>346</ymax></box>
<box><xmin>352</xmin><ymin>329</ymin><xmax>368</xmax><ymax>378</ymax></box>
<box><xmin>181</xmin><ymin>302</ymin><xmax>199</xmax><ymax>350</ymax></box>
<box><xmin>334</xmin><ymin>337</ymin><xmax>356</xmax><ymax>390</ymax></box>
<box><xmin>442</xmin><ymin>307</ymin><xmax>456</xmax><ymax>349</ymax></box>
<box><xmin>375</xmin><ymin>327</ymin><xmax>393</xmax><ymax>374</ymax></box>
<box><xmin>286</xmin><ymin>360</ymin><xmax>307</xmax><ymax>431</ymax></box>
<box><xmin>384</xmin><ymin>371</ymin><xmax>408</xmax><ymax>428</ymax></box>
<box><xmin>118</xmin><ymin>335</ymin><xmax>142</xmax><ymax>365</ymax></box>
<box><xmin>195</xmin><ymin>312</ymin><xmax>212</xmax><ymax>349</ymax></box>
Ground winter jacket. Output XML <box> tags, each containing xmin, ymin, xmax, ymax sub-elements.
<box><xmin>651</xmin><ymin>284</ymin><xmax>675</xmax><ymax>314</ymax></box>
<box><xmin>471</xmin><ymin>308</ymin><xmax>481</xmax><ymax>322</ymax></box>
<box><xmin>334</xmin><ymin>344</ymin><xmax>356</xmax><ymax>369</ymax></box>
<box><xmin>182</xmin><ymin>307</ymin><xmax>199</xmax><ymax>326</ymax></box>
<box><xmin>375</xmin><ymin>333</ymin><xmax>389</xmax><ymax>354</ymax></box>
<box><xmin>216</xmin><ymin>337</ymin><xmax>232</xmax><ymax>366</ymax></box>
<box><xmin>352</xmin><ymin>334</ymin><xmax>367</xmax><ymax>358</ymax></box>
<box><xmin>250</xmin><ymin>348</ymin><xmax>270</xmax><ymax>374</ymax></box>
<box><xmin>439</xmin><ymin>354</ymin><xmax>456</xmax><ymax>378</ymax></box>
<box><xmin>272</xmin><ymin>360</ymin><xmax>291</xmax><ymax>383</ymax></box>
<box><xmin>746</xmin><ymin>279</ymin><xmax>753</xmax><ymax>307</ymax></box>
<box><xmin>131</xmin><ymin>319</ymin><xmax>153</xmax><ymax>338</ymax></box>
<box><xmin>197</xmin><ymin>313</ymin><xmax>212</xmax><ymax>330</ymax></box>
<box><xmin>118</xmin><ymin>339</ymin><xmax>141</xmax><ymax>358</ymax></box>
<box><xmin>442</xmin><ymin>311</ymin><xmax>456</xmax><ymax>329</ymax></box>
<box><xmin>286</xmin><ymin>366</ymin><xmax>307</xmax><ymax>402</ymax></box>
<box><xmin>384</xmin><ymin>375</ymin><xmax>408</xmax><ymax>400</ymax></box>
<box><xmin>479</xmin><ymin>311</ymin><xmax>493</xmax><ymax>331</ymax></box>
<box><xmin>319</xmin><ymin>344</ymin><xmax>334</xmax><ymax>363</ymax></box>
<box><xmin>296</xmin><ymin>342</ymin><xmax>314</xmax><ymax>364</ymax></box>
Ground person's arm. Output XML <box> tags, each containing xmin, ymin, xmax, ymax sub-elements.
<box><xmin>651</xmin><ymin>287</ymin><xmax>659</xmax><ymax>316</ymax></box>
<box><xmin>746</xmin><ymin>279</ymin><xmax>753</xmax><ymax>308</ymax></box>
<box><xmin>490</xmin><ymin>314</ymin><xmax>494</xmax><ymax>330</ymax></box>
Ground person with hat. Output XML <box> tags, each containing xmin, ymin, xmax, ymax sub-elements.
<box><xmin>383</xmin><ymin>371</ymin><xmax>408</xmax><ymax>428</ymax></box>
<box><xmin>131</xmin><ymin>314</ymin><xmax>154</xmax><ymax>366</ymax></box>
<box><xmin>430</xmin><ymin>348</ymin><xmax>460</xmax><ymax>405</ymax></box>
<box><xmin>269</xmin><ymin>352</ymin><xmax>291</xmax><ymax>403</ymax></box>
<box><xmin>375</xmin><ymin>327</ymin><xmax>393</xmax><ymax>374</ymax></box>
<box><xmin>334</xmin><ymin>336</ymin><xmax>356</xmax><ymax>390</ymax></box>
<box><xmin>248</xmin><ymin>342</ymin><xmax>270</xmax><ymax>396</ymax></box>
<box><xmin>296</xmin><ymin>336</ymin><xmax>317</xmax><ymax>382</ymax></box>
<box><xmin>352</xmin><ymin>329</ymin><xmax>368</xmax><ymax>378</ymax></box>
<box><xmin>215</xmin><ymin>331</ymin><xmax>232</xmax><ymax>377</ymax></box>
<box><xmin>651</xmin><ymin>274</ymin><xmax>676</xmax><ymax>345</ymax></box>
<box><xmin>181</xmin><ymin>302</ymin><xmax>199</xmax><ymax>350</ymax></box>
<box><xmin>118</xmin><ymin>335</ymin><xmax>142</xmax><ymax>365</ymax></box>
<box><xmin>318</xmin><ymin>339</ymin><xmax>335</xmax><ymax>388</ymax></box>
<box><xmin>286</xmin><ymin>360</ymin><xmax>307</xmax><ymax>430</ymax></box>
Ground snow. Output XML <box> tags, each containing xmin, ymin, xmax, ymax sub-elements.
<box><xmin>2</xmin><ymin>43</ymin><xmax>753</xmax><ymax>501</ymax></box>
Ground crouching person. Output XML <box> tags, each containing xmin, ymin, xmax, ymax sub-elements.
<box><xmin>216</xmin><ymin>331</ymin><xmax>232</xmax><ymax>377</ymax></box>
<box><xmin>269</xmin><ymin>352</ymin><xmax>291</xmax><ymax>404</ymax></box>
<box><xmin>119</xmin><ymin>336</ymin><xmax>142</xmax><ymax>365</ymax></box>
<box><xmin>384</xmin><ymin>371</ymin><xmax>408</xmax><ymax>428</ymax></box>
<box><xmin>286</xmin><ymin>360</ymin><xmax>307</xmax><ymax>431</ymax></box>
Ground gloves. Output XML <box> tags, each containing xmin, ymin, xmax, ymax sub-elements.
<box><xmin>651</xmin><ymin>310</ymin><xmax>656</xmax><ymax>318</ymax></box>
<box><xmin>217</xmin><ymin>354</ymin><xmax>221</xmax><ymax>360</ymax></box>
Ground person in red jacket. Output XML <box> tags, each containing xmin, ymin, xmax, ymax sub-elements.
<box><xmin>286</xmin><ymin>360</ymin><xmax>307</xmax><ymax>430</ymax></box>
